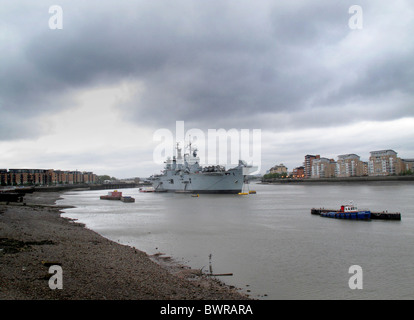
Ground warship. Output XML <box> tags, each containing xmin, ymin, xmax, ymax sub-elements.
<box><xmin>150</xmin><ymin>143</ymin><xmax>257</xmax><ymax>194</ymax></box>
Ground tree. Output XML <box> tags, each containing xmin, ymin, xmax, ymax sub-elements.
<box><xmin>262</xmin><ymin>172</ymin><xmax>289</xmax><ymax>180</ymax></box>
<box><xmin>400</xmin><ymin>169</ymin><xmax>413</xmax><ymax>176</ymax></box>
<box><xmin>96</xmin><ymin>175</ymin><xmax>114</xmax><ymax>184</ymax></box>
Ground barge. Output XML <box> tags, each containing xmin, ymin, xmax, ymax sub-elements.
<box><xmin>120</xmin><ymin>196</ymin><xmax>135</xmax><ymax>203</ymax></box>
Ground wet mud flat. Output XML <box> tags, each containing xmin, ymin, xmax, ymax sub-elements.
<box><xmin>0</xmin><ymin>192</ymin><xmax>248</xmax><ymax>300</ymax></box>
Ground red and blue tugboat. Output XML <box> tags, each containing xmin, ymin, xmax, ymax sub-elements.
<box><xmin>320</xmin><ymin>204</ymin><xmax>371</xmax><ymax>220</ymax></box>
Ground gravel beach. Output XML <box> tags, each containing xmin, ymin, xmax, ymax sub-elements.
<box><xmin>0</xmin><ymin>191</ymin><xmax>248</xmax><ymax>300</ymax></box>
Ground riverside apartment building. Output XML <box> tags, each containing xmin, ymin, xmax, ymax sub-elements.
<box><xmin>336</xmin><ymin>154</ymin><xmax>367</xmax><ymax>177</ymax></box>
<box><xmin>303</xmin><ymin>149</ymin><xmax>412</xmax><ymax>179</ymax></box>
<box><xmin>0</xmin><ymin>169</ymin><xmax>97</xmax><ymax>186</ymax></box>
<box><xmin>367</xmin><ymin>149</ymin><xmax>411</xmax><ymax>176</ymax></box>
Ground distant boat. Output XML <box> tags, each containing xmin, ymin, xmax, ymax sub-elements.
<box><xmin>121</xmin><ymin>196</ymin><xmax>135</xmax><ymax>203</ymax></box>
<box><xmin>320</xmin><ymin>203</ymin><xmax>371</xmax><ymax>220</ymax></box>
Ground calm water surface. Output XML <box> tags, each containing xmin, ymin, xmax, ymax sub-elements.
<box><xmin>59</xmin><ymin>182</ymin><xmax>414</xmax><ymax>300</ymax></box>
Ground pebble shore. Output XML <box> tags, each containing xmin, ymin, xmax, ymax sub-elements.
<box><xmin>0</xmin><ymin>192</ymin><xmax>248</xmax><ymax>300</ymax></box>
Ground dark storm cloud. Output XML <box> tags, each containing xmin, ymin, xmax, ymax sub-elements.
<box><xmin>114</xmin><ymin>0</ymin><xmax>414</xmax><ymax>130</ymax></box>
<box><xmin>1</xmin><ymin>0</ymin><xmax>413</xmax><ymax>140</ymax></box>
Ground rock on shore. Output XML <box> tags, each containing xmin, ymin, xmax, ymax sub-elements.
<box><xmin>0</xmin><ymin>193</ymin><xmax>248</xmax><ymax>300</ymax></box>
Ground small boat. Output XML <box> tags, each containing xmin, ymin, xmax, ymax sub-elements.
<box><xmin>121</xmin><ymin>196</ymin><xmax>135</xmax><ymax>203</ymax></box>
<box><xmin>320</xmin><ymin>203</ymin><xmax>371</xmax><ymax>220</ymax></box>
<box><xmin>238</xmin><ymin>192</ymin><xmax>248</xmax><ymax>195</ymax></box>
<box><xmin>139</xmin><ymin>187</ymin><xmax>155</xmax><ymax>193</ymax></box>
<box><xmin>191</xmin><ymin>194</ymin><xmax>199</xmax><ymax>197</ymax></box>
<box><xmin>100</xmin><ymin>190</ymin><xmax>122</xmax><ymax>200</ymax></box>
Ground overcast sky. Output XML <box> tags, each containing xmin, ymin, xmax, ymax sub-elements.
<box><xmin>1</xmin><ymin>0</ymin><xmax>413</xmax><ymax>178</ymax></box>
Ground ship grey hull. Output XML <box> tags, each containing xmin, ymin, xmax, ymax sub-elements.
<box><xmin>187</xmin><ymin>189</ymin><xmax>240</xmax><ymax>194</ymax></box>
<box><xmin>169</xmin><ymin>189</ymin><xmax>241</xmax><ymax>194</ymax></box>
<box><xmin>151</xmin><ymin>169</ymin><xmax>244</xmax><ymax>194</ymax></box>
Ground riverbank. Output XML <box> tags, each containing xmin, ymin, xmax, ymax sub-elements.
<box><xmin>261</xmin><ymin>175</ymin><xmax>414</xmax><ymax>184</ymax></box>
<box><xmin>0</xmin><ymin>192</ymin><xmax>248</xmax><ymax>300</ymax></box>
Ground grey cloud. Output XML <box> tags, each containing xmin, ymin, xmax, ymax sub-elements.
<box><xmin>269</xmin><ymin>1</ymin><xmax>350</xmax><ymax>46</ymax></box>
<box><xmin>1</xmin><ymin>0</ymin><xmax>413</xmax><ymax>142</ymax></box>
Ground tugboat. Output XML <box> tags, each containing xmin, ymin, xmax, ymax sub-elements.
<box><xmin>100</xmin><ymin>190</ymin><xmax>123</xmax><ymax>200</ymax></box>
<box><xmin>100</xmin><ymin>190</ymin><xmax>135</xmax><ymax>203</ymax></box>
<box><xmin>320</xmin><ymin>203</ymin><xmax>371</xmax><ymax>220</ymax></box>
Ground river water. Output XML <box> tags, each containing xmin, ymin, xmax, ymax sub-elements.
<box><xmin>58</xmin><ymin>182</ymin><xmax>414</xmax><ymax>300</ymax></box>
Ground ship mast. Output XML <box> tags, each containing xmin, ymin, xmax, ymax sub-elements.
<box><xmin>185</xmin><ymin>134</ymin><xmax>192</xmax><ymax>155</ymax></box>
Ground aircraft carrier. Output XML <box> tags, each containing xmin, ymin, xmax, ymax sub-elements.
<box><xmin>150</xmin><ymin>143</ymin><xmax>256</xmax><ymax>194</ymax></box>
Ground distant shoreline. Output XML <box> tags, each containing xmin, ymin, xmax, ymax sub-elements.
<box><xmin>260</xmin><ymin>175</ymin><xmax>414</xmax><ymax>184</ymax></box>
<box><xmin>0</xmin><ymin>182</ymin><xmax>148</xmax><ymax>193</ymax></box>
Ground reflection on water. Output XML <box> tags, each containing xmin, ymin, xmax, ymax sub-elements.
<box><xmin>59</xmin><ymin>182</ymin><xmax>414</xmax><ymax>299</ymax></box>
